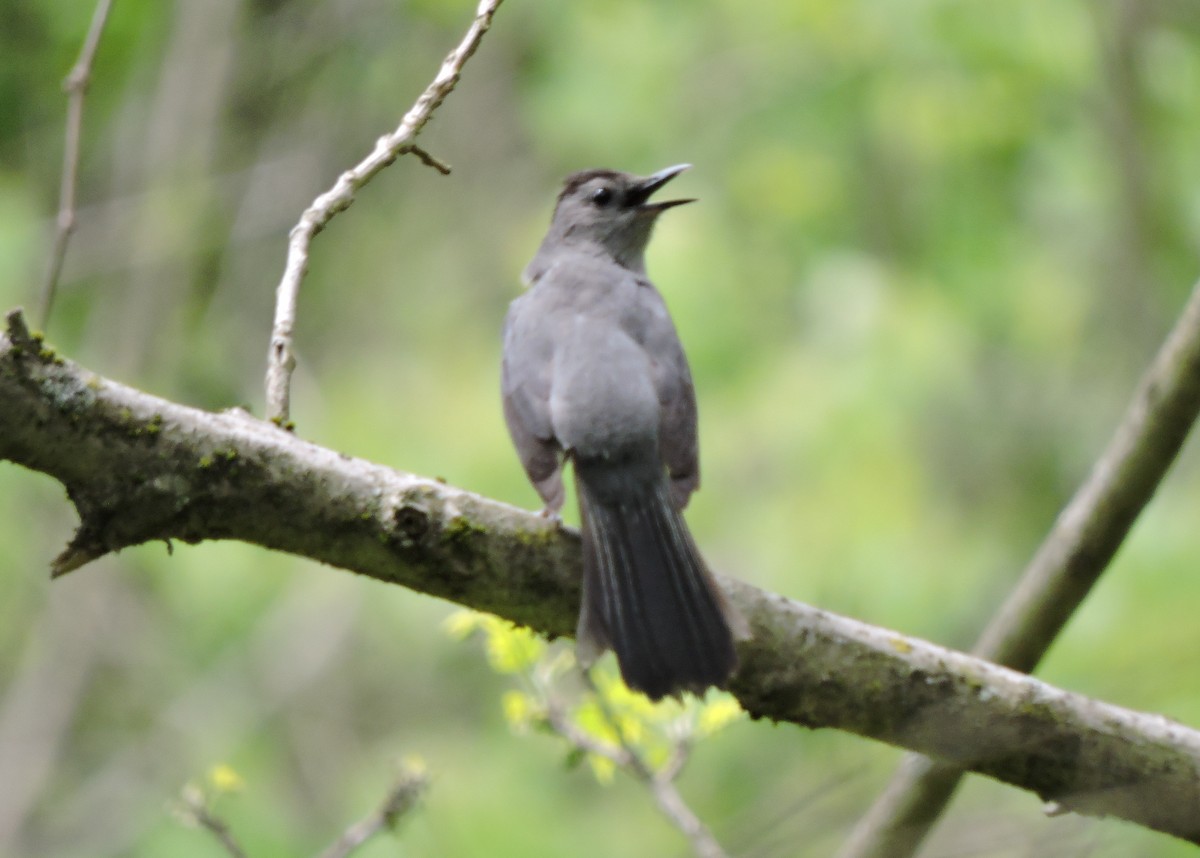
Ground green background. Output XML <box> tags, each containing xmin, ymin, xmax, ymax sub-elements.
<box><xmin>2</xmin><ymin>0</ymin><xmax>1200</xmax><ymax>855</ymax></box>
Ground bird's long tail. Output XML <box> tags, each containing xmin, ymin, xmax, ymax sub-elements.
<box><xmin>574</xmin><ymin>457</ymin><xmax>745</xmax><ymax>700</ymax></box>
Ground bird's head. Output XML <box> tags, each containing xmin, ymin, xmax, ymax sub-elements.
<box><xmin>542</xmin><ymin>164</ymin><xmax>695</xmax><ymax>273</ymax></box>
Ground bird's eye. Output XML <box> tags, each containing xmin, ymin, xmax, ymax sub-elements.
<box><xmin>591</xmin><ymin>187</ymin><xmax>613</xmax><ymax>207</ymax></box>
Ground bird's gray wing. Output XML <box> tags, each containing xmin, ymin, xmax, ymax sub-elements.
<box><xmin>501</xmin><ymin>293</ymin><xmax>565</xmax><ymax>513</ymax></box>
<box><xmin>629</xmin><ymin>280</ymin><xmax>699</xmax><ymax>509</ymax></box>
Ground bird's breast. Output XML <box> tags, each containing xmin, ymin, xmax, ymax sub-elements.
<box><xmin>548</xmin><ymin>314</ymin><xmax>660</xmax><ymax>459</ymax></box>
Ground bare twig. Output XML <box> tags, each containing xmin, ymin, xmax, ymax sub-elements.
<box><xmin>264</xmin><ymin>0</ymin><xmax>504</xmax><ymax>424</ymax></box>
<box><xmin>542</xmin><ymin>699</ymin><xmax>630</xmax><ymax>768</ymax></box>
<box><xmin>7</xmin><ymin>307</ymin><xmax>1200</xmax><ymax>842</ymax></box>
<box><xmin>38</xmin><ymin>0</ymin><xmax>115</xmax><ymax>330</ymax></box>
<box><xmin>577</xmin><ymin>672</ymin><xmax>657</xmax><ymax>781</ymax></box>
<box><xmin>837</xmin><ymin>279</ymin><xmax>1200</xmax><ymax>858</ymax></box>
<box><xmin>410</xmin><ymin>145</ymin><xmax>452</xmax><ymax>175</ymax></box>
<box><xmin>176</xmin><ymin>785</ymin><xmax>248</xmax><ymax>858</ymax></box>
<box><xmin>318</xmin><ymin>763</ymin><xmax>428</xmax><ymax>858</ymax></box>
<box><xmin>576</xmin><ymin>672</ymin><xmax>729</xmax><ymax>858</ymax></box>
<box><xmin>659</xmin><ymin>738</ymin><xmax>692</xmax><ymax>784</ymax></box>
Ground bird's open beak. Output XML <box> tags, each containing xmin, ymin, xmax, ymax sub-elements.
<box><xmin>632</xmin><ymin>164</ymin><xmax>696</xmax><ymax>212</ymax></box>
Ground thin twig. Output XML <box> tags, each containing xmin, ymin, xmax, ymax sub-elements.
<box><xmin>542</xmin><ymin>699</ymin><xmax>631</xmax><ymax>768</ymax></box>
<box><xmin>192</xmin><ymin>809</ymin><xmax>248</xmax><ymax>858</ymax></box>
<box><xmin>837</xmin><ymin>277</ymin><xmax>1200</xmax><ymax>858</ymax></box>
<box><xmin>177</xmin><ymin>786</ymin><xmax>249</xmax><ymax>858</ymax></box>
<box><xmin>411</xmin><ymin>145</ymin><xmax>452</xmax><ymax>175</ymax></box>
<box><xmin>577</xmin><ymin>672</ymin><xmax>656</xmax><ymax>780</ymax></box>
<box><xmin>318</xmin><ymin>764</ymin><xmax>429</xmax><ymax>858</ymax></box>
<box><xmin>38</xmin><ymin>0</ymin><xmax>115</xmax><ymax>330</ymax></box>
<box><xmin>264</xmin><ymin>0</ymin><xmax>503</xmax><ymax>424</ymax></box>
<box><xmin>578</xmin><ymin>672</ymin><xmax>729</xmax><ymax>858</ymax></box>
<box><xmin>659</xmin><ymin>738</ymin><xmax>692</xmax><ymax>784</ymax></box>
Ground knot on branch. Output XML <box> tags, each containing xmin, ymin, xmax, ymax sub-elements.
<box><xmin>393</xmin><ymin>504</ymin><xmax>431</xmax><ymax>546</ymax></box>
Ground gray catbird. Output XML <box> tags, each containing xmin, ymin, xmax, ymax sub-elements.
<box><xmin>501</xmin><ymin>164</ymin><xmax>746</xmax><ymax>700</ymax></box>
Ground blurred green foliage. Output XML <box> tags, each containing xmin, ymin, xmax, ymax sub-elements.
<box><xmin>2</xmin><ymin>0</ymin><xmax>1200</xmax><ymax>855</ymax></box>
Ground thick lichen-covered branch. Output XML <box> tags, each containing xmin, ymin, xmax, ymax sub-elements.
<box><xmin>3</xmin><ymin>308</ymin><xmax>1200</xmax><ymax>843</ymax></box>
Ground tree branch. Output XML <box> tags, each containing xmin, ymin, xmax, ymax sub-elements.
<box><xmin>317</xmin><ymin>763</ymin><xmax>428</xmax><ymax>858</ymax></box>
<box><xmin>838</xmin><ymin>276</ymin><xmax>1200</xmax><ymax>857</ymax></box>
<box><xmin>176</xmin><ymin>784</ymin><xmax>249</xmax><ymax>858</ymax></box>
<box><xmin>577</xmin><ymin>671</ymin><xmax>729</xmax><ymax>858</ymax></box>
<box><xmin>38</xmin><ymin>0</ymin><xmax>115</xmax><ymax>329</ymax></box>
<box><xmin>4</xmin><ymin>306</ymin><xmax>1200</xmax><ymax>843</ymax></box>
<box><xmin>547</xmin><ymin>694</ymin><xmax>729</xmax><ymax>858</ymax></box>
<box><xmin>265</xmin><ymin>0</ymin><xmax>503</xmax><ymax>424</ymax></box>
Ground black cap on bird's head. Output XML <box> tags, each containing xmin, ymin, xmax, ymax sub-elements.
<box><xmin>526</xmin><ymin>165</ymin><xmax>695</xmax><ymax>280</ymax></box>
<box><xmin>556</xmin><ymin>163</ymin><xmax>695</xmax><ymax>215</ymax></box>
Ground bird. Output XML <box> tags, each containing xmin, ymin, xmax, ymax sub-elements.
<box><xmin>501</xmin><ymin>164</ymin><xmax>746</xmax><ymax>700</ymax></box>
